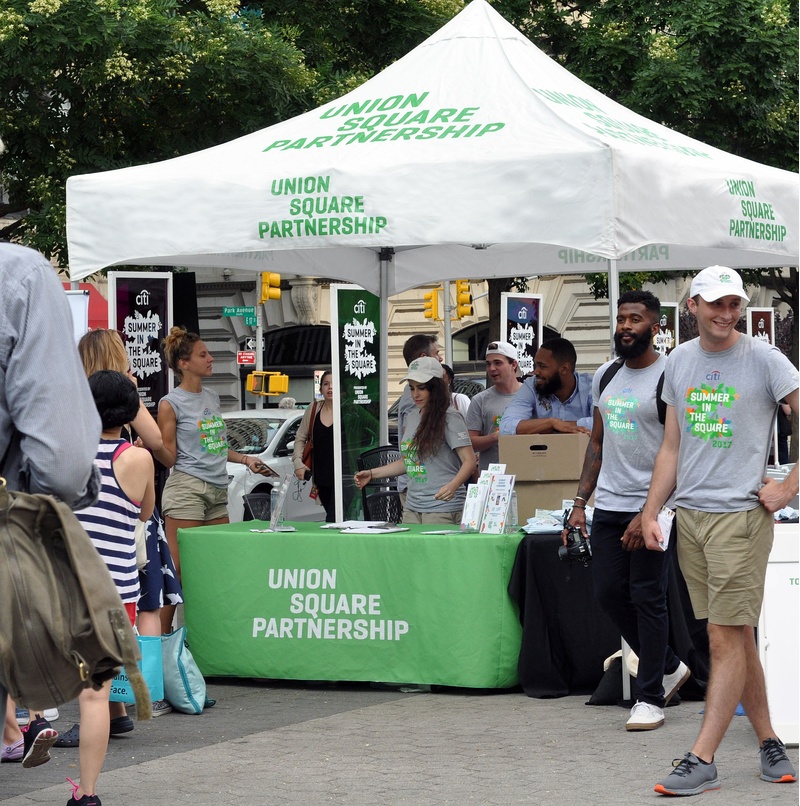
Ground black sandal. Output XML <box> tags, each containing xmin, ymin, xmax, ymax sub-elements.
<box><xmin>53</xmin><ymin>723</ymin><xmax>80</xmax><ymax>748</ymax></box>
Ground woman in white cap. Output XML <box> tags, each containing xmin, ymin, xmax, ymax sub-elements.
<box><xmin>354</xmin><ymin>357</ymin><xmax>476</xmax><ymax>524</ymax></box>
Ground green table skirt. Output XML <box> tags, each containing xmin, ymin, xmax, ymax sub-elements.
<box><xmin>179</xmin><ymin>523</ymin><xmax>523</xmax><ymax>688</ymax></box>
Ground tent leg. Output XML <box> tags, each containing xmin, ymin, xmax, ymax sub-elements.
<box><xmin>379</xmin><ymin>248</ymin><xmax>391</xmax><ymax>445</ymax></box>
<box><xmin>608</xmin><ymin>259</ymin><xmax>620</xmax><ymax>354</ymax></box>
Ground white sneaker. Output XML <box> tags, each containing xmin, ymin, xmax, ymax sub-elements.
<box><xmin>662</xmin><ymin>661</ymin><xmax>691</xmax><ymax>705</ymax></box>
<box><xmin>626</xmin><ymin>701</ymin><xmax>664</xmax><ymax>731</ymax></box>
<box><xmin>43</xmin><ymin>708</ymin><xmax>59</xmax><ymax>722</ymax></box>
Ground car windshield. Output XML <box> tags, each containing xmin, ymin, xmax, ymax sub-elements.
<box><xmin>224</xmin><ymin>417</ymin><xmax>283</xmax><ymax>455</ymax></box>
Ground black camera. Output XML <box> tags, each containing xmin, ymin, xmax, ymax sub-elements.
<box><xmin>558</xmin><ymin>523</ymin><xmax>592</xmax><ymax>566</ymax></box>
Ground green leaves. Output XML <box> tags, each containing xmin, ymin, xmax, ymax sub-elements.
<box><xmin>0</xmin><ymin>0</ymin><xmax>317</xmax><ymax>260</ymax></box>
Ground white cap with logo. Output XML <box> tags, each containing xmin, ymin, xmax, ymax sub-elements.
<box><xmin>402</xmin><ymin>356</ymin><xmax>444</xmax><ymax>384</ymax></box>
<box><xmin>485</xmin><ymin>341</ymin><xmax>518</xmax><ymax>361</ymax></box>
<box><xmin>690</xmin><ymin>266</ymin><xmax>750</xmax><ymax>303</ymax></box>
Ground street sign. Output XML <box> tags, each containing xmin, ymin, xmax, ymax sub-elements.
<box><xmin>237</xmin><ymin>351</ymin><xmax>257</xmax><ymax>365</ymax></box>
<box><xmin>244</xmin><ymin>338</ymin><xmax>265</xmax><ymax>351</ymax></box>
<box><xmin>222</xmin><ymin>306</ymin><xmax>255</xmax><ymax>317</ymax></box>
<box><xmin>244</xmin><ymin>315</ymin><xmax>258</xmax><ymax>326</ymax></box>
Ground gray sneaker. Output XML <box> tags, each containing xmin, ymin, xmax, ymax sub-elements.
<box><xmin>759</xmin><ymin>737</ymin><xmax>797</xmax><ymax>783</ymax></box>
<box><xmin>654</xmin><ymin>752</ymin><xmax>720</xmax><ymax>796</ymax></box>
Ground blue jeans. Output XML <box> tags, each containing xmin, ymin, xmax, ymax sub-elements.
<box><xmin>591</xmin><ymin>508</ymin><xmax>681</xmax><ymax>707</ymax></box>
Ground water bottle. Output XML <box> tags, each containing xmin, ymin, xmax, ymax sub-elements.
<box><xmin>270</xmin><ymin>483</ymin><xmax>282</xmax><ymax>525</ymax></box>
<box><xmin>508</xmin><ymin>490</ymin><xmax>519</xmax><ymax>532</ymax></box>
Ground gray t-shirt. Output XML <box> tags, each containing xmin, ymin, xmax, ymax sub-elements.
<box><xmin>401</xmin><ymin>407</ymin><xmax>472</xmax><ymax>513</ymax></box>
<box><xmin>592</xmin><ymin>355</ymin><xmax>667</xmax><ymax>511</ymax></box>
<box><xmin>466</xmin><ymin>386</ymin><xmax>519</xmax><ymax>471</ymax></box>
<box><xmin>663</xmin><ymin>336</ymin><xmax>798</xmax><ymax>512</ymax></box>
<box><xmin>162</xmin><ymin>386</ymin><xmax>229</xmax><ymax>488</ymax></box>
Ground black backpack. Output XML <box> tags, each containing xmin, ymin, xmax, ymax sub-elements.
<box><xmin>598</xmin><ymin>358</ymin><xmax>667</xmax><ymax>425</ymax></box>
<box><xmin>0</xmin><ymin>478</ymin><xmax>151</xmax><ymax>717</ymax></box>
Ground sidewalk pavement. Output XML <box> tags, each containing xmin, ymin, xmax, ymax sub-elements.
<box><xmin>2</xmin><ymin>680</ymin><xmax>797</xmax><ymax>805</ymax></box>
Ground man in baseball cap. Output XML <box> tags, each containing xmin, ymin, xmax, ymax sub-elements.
<box><xmin>642</xmin><ymin>266</ymin><xmax>798</xmax><ymax>795</ymax></box>
<box><xmin>689</xmin><ymin>265</ymin><xmax>750</xmax><ymax>303</ymax></box>
<box><xmin>466</xmin><ymin>341</ymin><xmax>522</xmax><ymax>472</ymax></box>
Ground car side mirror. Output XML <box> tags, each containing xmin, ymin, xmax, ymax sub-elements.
<box><xmin>275</xmin><ymin>439</ymin><xmax>294</xmax><ymax>458</ymax></box>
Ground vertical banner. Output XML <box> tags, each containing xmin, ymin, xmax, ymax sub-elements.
<box><xmin>655</xmin><ymin>303</ymin><xmax>679</xmax><ymax>357</ymax></box>
<box><xmin>747</xmin><ymin>308</ymin><xmax>775</xmax><ymax>345</ymax></box>
<box><xmin>501</xmin><ymin>293</ymin><xmax>543</xmax><ymax>377</ymax></box>
<box><xmin>109</xmin><ymin>272</ymin><xmax>173</xmax><ymax>418</ymax></box>
<box><xmin>331</xmin><ymin>285</ymin><xmax>382</xmax><ymax>521</ymax></box>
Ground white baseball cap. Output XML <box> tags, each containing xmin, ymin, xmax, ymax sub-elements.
<box><xmin>485</xmin><ymin>340</ymin><xmax>518</xmax><ymax>361</ymax></box>
<box><xmin>690</xmin><ymin>266</ymin><xmax>750</xmax><ymax>303</ymax></box>
<box><xmin>402</xmin><ymin>356</ymin><xmax>444</xmax><ymax>384</ymax></box>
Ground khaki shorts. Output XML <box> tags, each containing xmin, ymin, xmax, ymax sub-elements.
<box><xmin>676</xmin><ymin>506</ymin><xmax>774</xmax><ymax>627</ymax></box>
<box><xmin>402</xmin><ymin>508</ymin><xmax>462</xmax><ymax>526</ymax></box>
<box><xmin>161</xmin><ymin>470</ymin><xmax>229</xmax><ymax>522</ymax></box>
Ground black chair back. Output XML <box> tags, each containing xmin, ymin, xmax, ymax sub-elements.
<box><xmin>363</xmin><ymin>491</ymin><xmax>404</xmax><ymax>524</ymax></box>
<box><xmin>357</xmin><ymin>445</ymin><xmax>402</xmax><ymax>515</ymax></box>
<box><xmin>243</xmin><ymin>493</ymin><xmax>271</xmax><ymax>521</ymax></box>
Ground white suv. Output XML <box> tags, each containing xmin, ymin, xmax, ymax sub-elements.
<box><xmin>224</xmin><ymin>409</ymin><xmax>326</xmax><ymax>523</ymax></box>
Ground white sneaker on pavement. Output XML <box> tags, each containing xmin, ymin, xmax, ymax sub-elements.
<box><xmin>626</xmin><ymin>701</ymin><xmax>665</xmax><ymax>731</ymax></box>
<box><xmin>662</xmin><ymin>661</ymin><xmax>691</xmax><ymax>705</ymax></box>
<box><xmin>43</xmin><ymin>708</ymin><xmax>59</xmax><ymax>722</ymax></box>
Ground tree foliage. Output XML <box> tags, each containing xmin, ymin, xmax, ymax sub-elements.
<box><xmin>521</xmin><ymin>0</ymin><xmax>798</xmax><ymax>171</ymax></box>
<box><xmin>0</xmin><ymin>0</ymin><xmax>318</xmax><ymax>262</ymax></box>
<box><xmin>246</xmin><ymin>0</ymin><xmax>465</xmax><ymax>105</ymax></box>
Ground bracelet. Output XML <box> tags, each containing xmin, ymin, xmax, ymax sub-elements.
<box><xmin>369</xmin><ymin>469</ymin><xmax>374</xmax><ymax>481</ymax></box>
<box><xmin>572</xmin><ymin>503</ymin><xmax>586</xmax><ymax>509</ymax></box>
<box><xmin>241</xmin><ymin>455</ymin><xmax>247</xmax><ymax>466</ymax></box>
<box><xmin>574</xmin><ymin>496</ymin><xmax>587</xmax><ymax>503</ymax></box>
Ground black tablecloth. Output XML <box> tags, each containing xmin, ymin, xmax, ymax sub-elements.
<box><xmin>508</xmin><ymin>533</ymin><xmax>710</xmax><ymax>699</ymax></box>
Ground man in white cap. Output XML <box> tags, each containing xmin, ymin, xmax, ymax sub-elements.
<box><xmin>642</xmin><ymin>266</ymin><xmax>798</xmax><ymax>796</ymax></box>
<box><xmin>466</xmin><ymin>341</ymin><xmax>522</xmax><ymax>472</ymax></box>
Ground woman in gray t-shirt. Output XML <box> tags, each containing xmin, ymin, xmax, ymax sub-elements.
<box><xmin>157</xmin><ymin>327</ymin><xmax>276</xmax><ymax>631</ymax></box>
<box><xmin>354</xmin><ymin>357</ymin><xmax>475</xmax><ymax>525</ymax></box>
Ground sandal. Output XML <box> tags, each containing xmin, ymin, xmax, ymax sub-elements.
<box><xmin>53</xmin><ymin>723</ymin><xmax>80</xmax><ymax>748</ymax></box>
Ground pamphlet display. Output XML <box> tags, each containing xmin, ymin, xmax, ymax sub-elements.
<box><xmin>461</xmin><ymin>464</ymin><xmax>518</xmax><ymax>535</ymax></box>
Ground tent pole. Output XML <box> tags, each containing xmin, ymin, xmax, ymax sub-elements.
<box><xmin>608</xmin><ymin>259</ymin><xmax>620</xmax><ymax>354</ymax></box>
<box><xmin>379</xmin><ymin>248</ymin><xmax>392</xmax><ymax>445</ymax></box>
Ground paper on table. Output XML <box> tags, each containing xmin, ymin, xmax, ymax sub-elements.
<box><xmin>339</xmin><ymin>526</ymin><xmax>409</xmax><ymax>534</ymax></box>
<box><xmin>657</xmin><ymin>506</ymin><xmax>675</xmax><ymax>551</ymax></box>
<box><xmin>320</xmin><ymin>521</ymin><xmax>389</xmax><ymax>529</ymax></box>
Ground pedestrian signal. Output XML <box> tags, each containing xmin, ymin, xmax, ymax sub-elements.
<box><xmin>246</xmin><ymin>371</ymin><xmax>289</xmax><ymax>396</ymax></box>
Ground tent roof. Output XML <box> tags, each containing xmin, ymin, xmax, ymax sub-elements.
<box><xmin>67</xmin><ymin>0</ymin><xmax>798</xmax><ymax>292</ymax></box>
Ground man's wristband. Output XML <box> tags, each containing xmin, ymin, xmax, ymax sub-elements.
<box><xmin>574</xmin><ymin>496</ymin><xmax>587</xmax><ymax>504</ymax></box>
<box><xmin>572</xmin><ymin>503</ymin><xmax>586</xmax><ymax>509</ymax></box>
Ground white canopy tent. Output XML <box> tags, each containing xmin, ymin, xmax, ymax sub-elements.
<box><xmin>66</xmin><ymin>0</ymin><xmax>798</xmax><ymax>433</ymax></box>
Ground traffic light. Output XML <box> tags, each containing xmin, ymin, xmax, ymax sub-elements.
<box><xmin>423</xmin><ymin>287</ymin><xmax>441</xmax><ymax>320</ymax></box>
<box><xmin>246</xmin><ymin>371</ymin><xmax>289</xmax><ymax>396</ymax></box>
<box><xmin>455</xmin><ymin>279</ymin><xmax>473</xmax><ymax>319</ymax></box>
<box><xmin>260</xmin><ymin>272</ymin><xmax>281</xmax><ymax>303</ymax></box>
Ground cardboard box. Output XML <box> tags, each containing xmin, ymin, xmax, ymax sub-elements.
<box><xmin>499</xmin><ymin>434</ymin><xmax>591</xmax><ymax>520</ymax></box>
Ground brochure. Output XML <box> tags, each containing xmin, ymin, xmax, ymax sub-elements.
<box><xmin>479</xmin><ymin>474</ymin><xmax>516</xmax><ymax>534</ymax></box>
